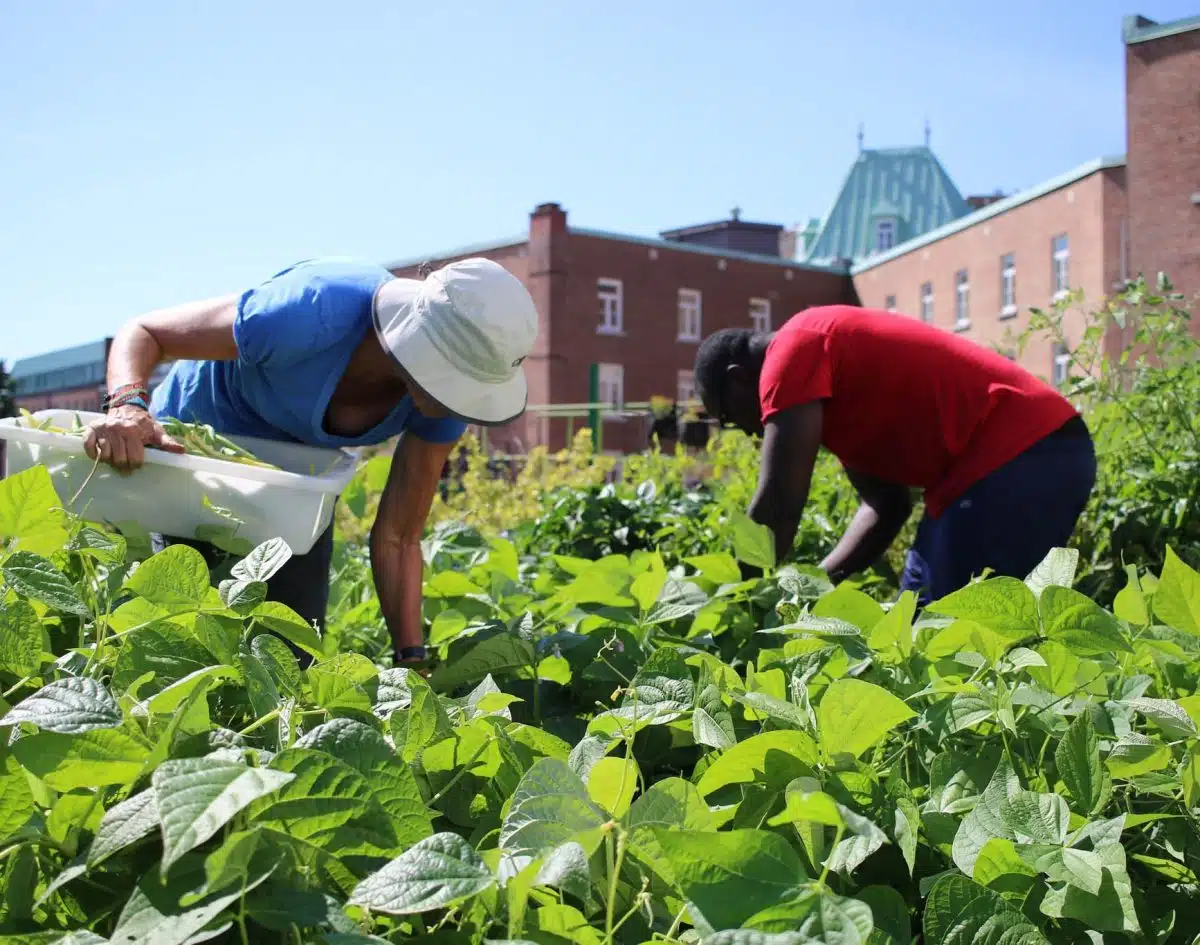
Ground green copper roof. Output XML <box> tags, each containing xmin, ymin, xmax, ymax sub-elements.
<box><xmin>1123</xmin><ymin>12</ymin><xmax>1200</xmax><ymax>45</ymax></box>
<box><xmin>802</xmin><ymin>147</ymin><xmax>970</xmax><ymax>264</ymax></box>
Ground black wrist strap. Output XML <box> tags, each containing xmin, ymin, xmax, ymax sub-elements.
<box><xmin>397</xmin><ymin>645</ymin><xmax>427</xmax><ymax>661</ymax></box>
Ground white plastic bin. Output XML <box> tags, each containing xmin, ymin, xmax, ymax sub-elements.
<box><xmin>0</xmin><ymin>410</ymin><xmax>359</xmax><ymax>555</ymax></box>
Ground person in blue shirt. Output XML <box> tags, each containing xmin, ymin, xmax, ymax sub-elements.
<box><xmin>83</xmin><ymin>256</ymin><xmax>539</xmax><ymax>670</ymax></box>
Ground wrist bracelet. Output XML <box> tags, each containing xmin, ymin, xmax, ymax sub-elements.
<box><xmin>397</xmin><ymin>645</ymin><xmax>428</xmax><ymax>661</ymax></box>
<box><xmin>102</xmin><ymin>385</ymin><xmax>150</xmax><ymax>412</ymax></box>
<box><xmin>110</xmin><ymin>395</ymin><xmax>150</xmax><ymax>412</ymax></box>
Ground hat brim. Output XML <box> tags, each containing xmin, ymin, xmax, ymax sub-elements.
<box><xmin>373</xmin><ymin>278</ymin><xmax>529</xmax><ymax>426</ymax></box>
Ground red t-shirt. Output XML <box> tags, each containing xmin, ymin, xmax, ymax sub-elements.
<box><xmin>758</xmin><ymin>305</ymin><xmax>1079</xmax><ymax>517</ymax></box>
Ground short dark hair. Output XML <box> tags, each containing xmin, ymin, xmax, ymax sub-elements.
<box><xmin>694</xmin><ymin>328</ymin><xmax>755</xmax><ymax>400</ymax></box>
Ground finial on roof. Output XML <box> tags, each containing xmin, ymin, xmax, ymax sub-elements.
<box><xmin>857</xmin><ymin>123</ymin><xmax>865</xmax><ymax>153</ymax></box>
<box><xmin>924</xmin><ymin>117</ymin><xmax>931</xmax><ymax>148</ymax></box>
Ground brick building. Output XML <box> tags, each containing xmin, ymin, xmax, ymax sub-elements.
<box><xmin>11</xmin><ymin>340</ymin><xmax>112</xmax><ymax>412</ymax></box>
<box><xmin>387</xmin><ymin>204</ymin><xmax>852</xmax><ymax>453</ymax></box>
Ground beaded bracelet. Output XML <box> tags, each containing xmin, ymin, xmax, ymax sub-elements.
<box><xmin>102</xmin><ymin>384</ymin><xmax>150</xmax><ymax>412</ymax></box>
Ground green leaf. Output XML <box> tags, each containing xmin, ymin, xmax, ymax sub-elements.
<box><xmin>824</xmin><ymin>806</ymin><xmax>889</xmax><ymax>876</ymax></box>
<box><xmin>685</xmin><ymin>553</ymin><xmax>743</xmax><ymax>585</ymax></box>
<box><xmin>499</xmin><ymin>759</ymin><xmax>607</xmax><ymax>859</ymax></box>
<box><xmin>1107</xmin><ymin>732</ymin><xmax>1172</xmax><ymax>779</ymax></box>
<box><xmin>250</xmin><ymin>633</ymin><xmax>303</xmax><ymax>699</ymax></box>
<box><xmin>1056</xmin><ymin>712</ymin><xmax>1106</xmax><ymax>815</ymax></box>
<box><xmin>1</xmin><ymin>677</ymin><xmax>121</xmax><ymax>734</ymax></box>
<box><xmin>0</xmin><ymin>465</ymin><xmax>70</xmax><ymax>556</ymax></box>
<box><xmin>696</xmin><ymin>730</ymin><xmax>819</xmax><ymax>797</ymax></box>
<box><xmin>349</xmin><ymin>832</ymin><xmax>494</xmax><ymax>915</ymax></box>
<box><xmin>867</xmin><ymin>591</ymin><xmax>917</xmax><ymax>657</ymax></box>
<box><xmin>630</xmin><ymin>568</ymin><xmax>667</xmax><ymax>612</ymax></box>
<box><xmin>181</xmin><ymin>828</ymin><xmax>264</xmax><ymax>905</ymax></box>
<box><xmin>730</xmin><ymin>511</ymin><xmax>776</xmax><ymax>571</ymax></box>
<box><xmin>88</xmin><ymin>789</ymin><xmax>159</xmax><ymax>866</ymax></box>
<box><xmin>1025</xmin><ymin>547</ymin><xmax>1079</xmax><ymax>596</ymax></box>
<box><xmin>2</xmin><ymin>551</ymin><xmax>88</xmax><ymax>616</ymax></box>
<box><xmin>924</xmin><ymin>872</ymin><xmax>1049</xmax><ymax>945</ymax></box>
<box><xmin>652</xmin><ymin>828</ymin><xmax>806</xmax><ymax>931</ymax></box>
<box><xmin>1039</xmin><ymin>586</ymin><xmax>1130</xmax><ymax>656</ymax></box>
<box><xmin>0</xmin><ymin>599</ymin><xmax>43</xmax><ymax>678</ymax></box>
<box><xmin>112</xmin><ymin>624</ymin><xmax>217</xmax><ymax>698</ymax></box>
<box><xmin>627</xmin><ymin>777</ymin><xmax>717</xmax><ymax>831</ymax></box>
<box><xmin>1113</xmin><ymin>564</ymin><xmax>1149</xmax><ymax>626</ymax></box>
<box><xmin>813</xmin><ymin>584</ymin><xmax>884</xmax><ymax>632</ymax></box>
<box><xmin>927</xmin><ymin>577</ymin><xmax>1039</xmax><ymax>639</ymax></box>
<box><xmin>1001</xmin><ymin>790</ymin><xmax>1069</xmax><ymax>845</ymax></box>
<box><xmin>12</xmin><ymin>728</ymin><xmax>149</xmax><ymax>791</ymax></box>
<box><xmin>1153</xmin><ymin>546</ymin><xmax>1200</xmax><ymax>635</ymax></box>
<box><xmin>231</xmin><ymin>538</ymin><xmax>293</xmax><ymax>582</ymax></box>
<box><xmin>693</xmin><ymin>677</ymin><xmax>736</xmax><ymax>750</ymax></box>
<box><xmin>1123</xmin><ymin>696</ymin><xmax>1198</xmax><ymax>739</ymax></box>
<box><xmin>393</xmin><ymin>674</ymin><xmax>453</xmax><ymax>763</ymax></box>
<box><xmin>308</xmin><ymin>653</ymin><xmax>378</xmax><ymax>716</ymax></box>
<box><xmin>124</xmin><ymin>544</ymin><xmax>211</xmax><ymax>610</ymax></box>
<box><xmin>951</xmin><ymin>756</ymin><xmax>1021</xmax><ymax>877</ymax></box>
<box><xmin>586</xmin><ymin>756</ymin><xmax>638</xmax><ymax>818</ymax></box>
<box><xmin>744</xmin><ymin>887</ymin><xmax>874</xmax><ymax>943</ymax></box>
<box><xmin>817</xmin><ymin>678</ymin><xmax>915</xmax><ymax>761</ymax></box>
<box><xmin>153</xmin><ymin>755</ymin><xmax>295</xmax><ymax>869</ymax></box>
<box><xmin>253</xmin><ymin>601</ymin><xmax>325</xmax><ymax>658</ymax></box>
<box><xmin>1039</xmin><ymin>840</ymin><xmax>1140</xmax><ymax>933</ymax></box>
<box><xmin>431</xmin><ymin>633</ymin><xmax>536</xmax><ymax>690</ymax></box>
<box><xmin>0</xmin><ymin>752</ymin><xmax>37</xmax><ymax>845</ymax></box>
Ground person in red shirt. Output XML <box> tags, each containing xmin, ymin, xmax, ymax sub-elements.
<box><xmin>693</xmin><ymin>305</ymin><xmax>1096</xmax><ymax>602</ymax></box>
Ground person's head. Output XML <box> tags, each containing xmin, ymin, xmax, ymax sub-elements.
<box><xmin>373</xmin><ymin>257</ymin><xmax>539</xmax><ymax>425</ymax></box>
<box><xmin>693</xmin><ymin>328</ymin><xmax>770</xmax><ymax>435</ymax></box>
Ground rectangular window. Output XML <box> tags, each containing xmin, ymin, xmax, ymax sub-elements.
<box><xmin>920</xmin><ymin>282</ymin><xmax>934</xmax><ymax>323</ymax></box>
<box><xmin>749</xmin><ymin>297</ymin><xmax>771</xmax><ymax>333</ymax></box>
<box><xmin>875</xmin><ymin>219</ymin><xmax>896</xmax><ymax>252</ymax></box>
<box><xmin>677</xmin><ymin>369</ymin><xmax>697</xmax><ymax>406</ymax></box>
<box><xmin>1051</xmin><ymin>343</ymin><xmax>1070</xmax><ymax>386</ymax></box>
<box><xmin>597</xmin><ymin>362</ymin><xmax>624</xmax><ymax>408</ymax></box>
<box><xmin>955</xmin><ymin>269</ymin><xmax>970</xmax><ymax>330</ymax></box>
<box><xmin>677</xmin><ymin>288</ymin><xmax>702</xmax><ymax>342</ymax></box>
<box><xmin>1052</xmin><ymin>235</ymin><xmax>1070</xmax><ymax>298</ymax></box>
<box><xmin>1000</xmin><ymin>253</ymin><xmax>1016</xmax><ymax>316</ymax></box>
<box><xmin>884</xmin><ymin>294</ymin><xmax>897</xmax><ymax>312</ymax></box>
<box><xmin>597</xmin><ymin>278</ymin><xmax>623</xmax><ymax>335</ymax></box>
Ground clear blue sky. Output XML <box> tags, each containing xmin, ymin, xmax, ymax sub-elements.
<box><xmin>2</xmin><ymin>0</ymin><xmax>1195</xmax><ymax>366</ymax></box>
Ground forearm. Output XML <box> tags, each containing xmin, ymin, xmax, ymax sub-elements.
<box><xmin>370</xmin><ymin>532</ymin><xmax>426</xmax><ymax>652</ymax></box>
<box><xmin>820</xmin><ymin>502</ymin><xmax>907</xmax><ymax>584</ymax></box>
<box><xmin>108</xmin><ymin>294</ymin><xmax>241</xmax><ymax>390</ymax></box>
<box><xmin>107</xmin><ymin>321</ymin><xmax>165</xmax><ymax>391</ymax></box>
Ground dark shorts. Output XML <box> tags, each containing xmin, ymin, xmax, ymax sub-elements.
<box><xmin>900</xmin><ymin>416</ymin><xmax>1097</xmax><ymax>605</ymax></box>
<box><xmin>150</xmin><ymin>524</ymin><xmax>334</xmax><ymax>669</ymax></box>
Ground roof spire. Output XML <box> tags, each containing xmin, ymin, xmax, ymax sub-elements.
<box><xmin>730</xmin><ymin>206</ymin><xmax>741</xmax><ymax>221</ymax></box>
<box><xmin>924</xmin><ymin>116</ymin><xmax>931</xmax><ymax>148</ymax></box>
<box><xmin>857</xmin><ymin>123</ymin><xmax>865</xmax><ymax>153</ymax></box>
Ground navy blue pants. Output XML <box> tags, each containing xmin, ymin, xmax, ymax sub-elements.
<box><xmin>900</xmin><ymin>418</ymin><xmax>1097</xmax><ymax>605</ymax></box>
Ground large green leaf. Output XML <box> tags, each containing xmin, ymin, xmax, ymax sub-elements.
<box><xmin>2</xmin><ymin>551</ymin><xmax>89</xmax><ymax>616</ymax></box>
<box><xmin>1040</xmin><ymin>585</ymin><xmax>1130</xmax><ymax>656</ymax></box>
<box><xmin>813</xmin><ymin>584</ymin><xmax>884</xmax><ymax>633</ymax></box>
<box><xmin>730</xmin><ymin>512</ymin><xmax>776</xmax><ymax>571</ymax></box>
<box><xmin>253</xmin><ymin>601</ymin><xmax>326</xmax><ymax>658</ymax></box>
<box><xmin>124</xmin><ymin>544</ymin><xmax>211</xmax><ymax>611</ymax></box>
<box><xmin>0</xmin><ymin>465</ymin><xmax>70</xmax><ymax>556</ymax></box>
<box><xmin>431</xmin><ymin>633</ymin><xmax>536</xmax><ymax>690</ymax></box>
<box><xmin>927</xmin><ymin>577</ymin><xmax>1039</xmax><ymax>639</ymax></box>
<box><xmin>1</xmin><ymin>677</ymin><xmax>121</xmax><ymax>734</ymax></box>
<box><xmin>586</xmin><ymin>756</ymin><xmax>638</xmax><ymax>818</ymax></box>
<box><xmin>652</xmin><ymin>828</ymin><xmax>806</xmax><ymax>931</ymax></box>
<box><xmin>349</xmin><ymin>832</ymin><xmax>494</xmax><ymax>915</ymax></box>
<box><xmin>232</xmin><ymin>538</ymin><xmax>293</xmax><ymax>583</ymax></box>
<box><xmin>112</xmin><ymin>623</ymin><xmax>217</xmax><ymax>698</ymax></box>
<box><xmin>308</xmin><ymin>653</ymin><xmax>378</xmax><ymax>716</ymax></box>
<box><xmin>744</xmin><ymin>887</ymin><xmax>874</xmax><ymax>943</ymax></box>
<box><xmin>1025</xmin><ymin>547</ymin><xmax>1079</xmax><ymax>597</ymax></box>
<box><xmin>951</xmin><ymin>756</ymin><xmax>1021</xmax><ymax>877</ymax></box>
<box><xmin>0</xmin><ymin>752</ymin><xmax>37</xmax><ymax>844</ymax></box>
<box><xmin>1055</xmin><ymin>712</ymin><xmax>1106</xmax><ymax>815</ymax></box>
<box><xmin>12</xmin><ymin>728</ymin><xmax>149</xmax><ymax>791</ymax></box>
<box><xmin>499</xmin><ymin>759</ymin><xmax>607</xmax><ymax>859</ymax></box>
<box><xmin>87</xmin><ymin>789</ymin><xmax>159</xmax><ymax>866</ymax></box>
<box><xmin>924</xmin><ymin>872</ymin><xmax>1048</xmax><ymax>945</ymax></box>
<box><xmin>153</xmin><ymin>755</ymin><xmax>295</xmax><ymax>869</ymax></box>
<box><xmin>1039</xmin><ymin>840</ymin><xmax>1140</xmax><ymax>933</ymax></box>
<box><xmin>0</xmin><ymin>599</ymin><xmax>43</xmax><ymax>678</ymax></box>
<box><xmin>1153</xmin><ymin>546</ymin><xmax>1200</xmax><ymax>635</ymax></box>
<box><xmin>696</xmin><ymin>730</ymin><xmax>819</xmax><ymax>797</ymax></box>
<box><xmin>817</xmin><ymin>678</ymin><xmax>915</xmax><ymax>761</ymax></box>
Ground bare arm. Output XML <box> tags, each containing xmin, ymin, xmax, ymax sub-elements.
<box><xmin>86</xmin><ymin>293</ymin><xmax>241</xmax><ymax>470</ymax></box>
<box><xmin>820</xmin><ymin>468</ymin><xmax>913</xmax><ymax>584</ymax></box>
<box><xmin>746</xmin><ymin>402</ymin><xmax>824</xmax><ymax>568</ymax></box>
<box><xmin>370</xmin><ymin>432</ymin><xmax>456</xmax><ymax>665</ymax></box>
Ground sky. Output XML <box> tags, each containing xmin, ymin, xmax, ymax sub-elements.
<box><xmin>3</xmin><ymin>0</ymin><xmax>1197</xmax><ymax>367</ymax></box>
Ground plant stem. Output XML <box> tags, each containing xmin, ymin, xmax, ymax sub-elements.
<box><xmin>429</xmin><ymin>736</ymin><xmax>494</xmax><ymax>805</ymax></box>
<box><xmin>604</xmin><ymin>828</ymin><xmax>628</xmax><ymax>945</ymax></box>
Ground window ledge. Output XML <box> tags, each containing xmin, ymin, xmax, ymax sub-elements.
<box><xmin>954</xmin><ymin>319</ymin><xmax>972</xmax><ymax>333</ymax></box>
<box><xmin>596</xmin><ymin>326</ymin><xmax>626</xmax><ymax>337</ymax></box>
<box><xmin>999</xmin><ymin>306</ymin><xmax>1018</xmax><ymax>320</ymax></box>
<box><xmin>677</xmin><ymin>335</ymin><xmax>701</xmax><ymax>344</ymax></box>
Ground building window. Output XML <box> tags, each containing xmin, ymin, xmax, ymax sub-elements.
<box><xmin>875</xmin><ymin>219</ymin><xmax>896</xmax><ymax>252</ymax></box>
<box><xmin>749</xmin><ymin>297</ymin><xmax>771</xmax><ymax>333</ymax></box>
<box><xmin>1051</xmin><ymin>343</ymin><xmax>1070</xmax><ymax>386</ymax></box>
<box><xmin>920</xmin><ymin>282</ymin><xmax>934</xmax><ymax>323</ymax></box>
<box><xmin>884</xmin><ymin>295</ymin><xmax>897</xmax><ymax>312</ymax></box>
<box><xmin>597</xmin><ymin>279</ymin><xmax>623</xmax><ymax>335</ymax></box>
<box><xmin>677</xmin><ymin>369</ymin><xmax>697</xmax><ymax>406</ymax></box>
<box><xmin>1052</xmin><ymin>235</ymin><xmax>1070</xmax><ymax>298</ymax></box>
<box><xmin>1000</xmin><ymin>253</ymin><xmax>1016</xmax><ymax>317</ymax></box>
<box><xmin>955</xmin><ymin>269</ymin><xmax>970</xmax><ymax>330</ymax></box>
<box><xmin>597</xmin><ymin>363</ymin><xmax>624</xmax><ymax>408</ymax></box>
<box><xmin>677</xmin><ymin>288</ymin><xmax>702</xmax><ymax>342</ymax></box>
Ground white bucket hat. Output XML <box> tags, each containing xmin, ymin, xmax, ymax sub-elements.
<box><xmin>373</xmin><ymin>257</ymin><xmax>539</xmax><ymax>425</ymax></box>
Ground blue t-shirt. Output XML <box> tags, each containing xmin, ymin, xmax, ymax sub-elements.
<box><xmin>151</xmin><ymin>258</ymin><xmax>467</xmax><ymax>448</ymax></box>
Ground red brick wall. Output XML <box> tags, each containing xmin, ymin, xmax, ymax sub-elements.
<box><xmin>16</xmin><ymin>388</ymin><xmax>104</xmax><ymax>413</ymax></box>
<box><xmin>1126</xmin><ymin>28</ymin><xmax>1200</xmax><ymax>303</ymax></box>
<box><xmin>852</xmin><ymin>168</ymin><xmax>1122</xmax><ymax>383</ymax></box>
